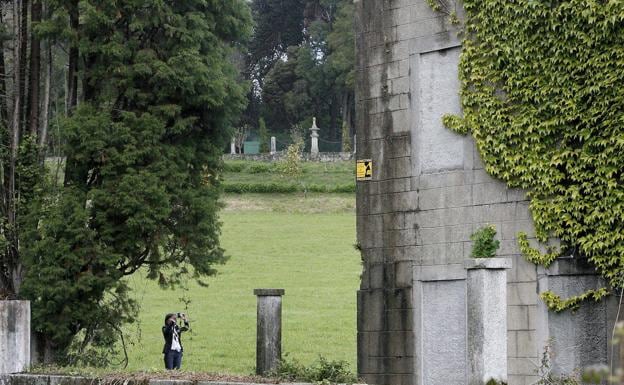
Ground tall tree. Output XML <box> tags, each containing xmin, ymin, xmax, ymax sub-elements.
<box><xmin>19</xmin><ymin>0</ymin><xmax>252</xmax><ymax>363</ymax></box>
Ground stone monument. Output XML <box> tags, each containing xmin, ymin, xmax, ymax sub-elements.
<box><xmin>354</xmin><ymin>1</ymin><xmax>617</xmax><ymax>385</ymax></box>
<box><xmin>310</xmin><ymin>117</ymin><xmax>320</xmax><ymax>158</ymax></box>
<box><xmin>270</xmin><ymin>136</ymin><xmax>276</xmax><ymax>155</ymax></box>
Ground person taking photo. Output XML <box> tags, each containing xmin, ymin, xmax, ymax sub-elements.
<box><xmin>162</xmin><ymin>313</ymin><xmax>189</xmax><ymax>370</ymax></box>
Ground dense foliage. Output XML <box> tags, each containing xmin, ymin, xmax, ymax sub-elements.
<box><xmin>243</xmin><ymin>0</ymin><xmax>354</xmax><ymax>149</ymax></box>
<box><xmin>470</xmin><ymin>225</ymin><xmax>500</xmax><ymax>259</ymax></box>
<box><xmin>440</xmin><ymin>0</ymin><xmax>624</xmax><ymax>310</ymax></box>
<box><xmin>2</xmin><ymin>0</ymin><xmax>253</xmax><ymax>362</ymax></box>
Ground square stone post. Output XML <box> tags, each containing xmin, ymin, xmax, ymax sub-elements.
<box><xmin>0</xmin><ymin>300</ymin><xmax>30</xmax><ymax>374</ymax></box>
<box><xmin>254</xmin><ymin>289</ymin><xmax>285</xmax><ymax>375</ymax></box>
<box><xmin>270</xmin><ymin>137</ymin><xmax>276</xmax><ymax>155</ymax></box>
<box><xmin>230</xmin><ymin>138</ymin><xmax>236</xmax><ymax>155</ymax></box>
<box><xmin>310</xmin><ymin>117</ymin><xmax>320</xmax><ymax>158</ymax></box>
<box><xmin>464</xmin><ymin>258</ymin><xmax>512</xmax><ymax>385</ymax></box>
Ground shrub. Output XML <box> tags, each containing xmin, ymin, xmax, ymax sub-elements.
<box><xmin>247</xmin><ymin>162</ymin><xmax>274</xmax><ymax>174</ymax></box>
<box><xmin>470</xmin><ymin>224</ymin><xmax>500</xmax><ymax>258</ymax></box>
<box><xmin>274</xmin><ymin>355</ymin><xmax>358</xmax><ymax>384</ymax></box>
<box><xmin>223</xmin><ymin>161</ymin><xmax>246</xmax><ymax>173</ymax></box>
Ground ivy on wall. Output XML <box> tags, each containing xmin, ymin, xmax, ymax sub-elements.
<box><xmin>436</xmin><ymin>0</ymin><xmax>624</xmax><ymax>311</ymax></box>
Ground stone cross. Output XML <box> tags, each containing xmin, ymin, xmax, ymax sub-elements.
<box><xmin>270</xmin><ymin>136</ymin><xmax>276</xmax><ymax>155</ymax></box>
<box><xmin>254</xmin><ymin>289</ymin><xmax>285</xmax><ymax>375</ymax></box>
<box><xmin>310</xmin><ymin>117</ymin><xmax>320</xmax><ymax>157</ymax></box>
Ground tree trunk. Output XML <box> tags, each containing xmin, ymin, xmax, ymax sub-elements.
<box><xmin>18</xmin><ymin>0</ymin><xmax>28</xmax><ymax>128</ymax></box>
<box><xmin>39</xmin><ymin>42</ymin><xmax>50</xmax><ymax>156</ymax></box>
<box><xmin>0</xmin><ymin>6</ymin><xmax>8</xmax><ymax>128</ymax></box>
<box><xmin>66</xmin><ymin>0</ymin><xmax>78</xmax><ymax>114</ymax></box>
<box><xmin>27</xmin><ymin>0</ymin><xmax>41</xmax><ymax>136</ymax></box>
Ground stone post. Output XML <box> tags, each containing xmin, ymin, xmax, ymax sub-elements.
<box><xmin>270</xmin><ymin>137</ymin><xmax>276</xmax><ymax>155</ymax></box>
<box><xmin>0</xmin><ymin>301</ymin><xmax>30</xmax><ymax>374</ymax></box>
<box><xmin>353</xmin><ymin>134</ymin><xmax>356</xmax><ymax>155</ymax></box>
<box><xmin>254</xmin><ymin>289</ymin><xmax>285</xmax><ymax>375</ymax></box>
<box><xmin>230</xmin><ymin>138</ymin><xmax>236</xmax><ymax>154</ymax></box>
<box><xmin>464</xmin><ymin>258</ymin><xmax>512</xmax><ymax>385</ymax></box>
<box><xmin>310</xmin><ymin>117</ymin><xmax>320</xmax><ymax>158</ymax></box>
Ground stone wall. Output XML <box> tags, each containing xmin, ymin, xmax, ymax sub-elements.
<box><xmin>355</xmin><ymin>1</ymin><xmax>616</xmax><ymax>385</ymax></box>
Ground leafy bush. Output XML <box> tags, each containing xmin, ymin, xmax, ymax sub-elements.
<box><xmin>223</xmin><ymin>162</ymin><xmax>246</xmax><ymax>173</ymax></box>
<box><xmin>274</xmin><ymin>355</ymin><xmax>358</xmax><ymax>384</ymax></box>
<box><xmin>470</xmin><ymin>225</ymin><xmax>500</xmax><ymax>258</ymax></box>
<box><xmin>247</xmin><ymin>162</ymin><xmax>274</xmax><ymax>174</ymax></box>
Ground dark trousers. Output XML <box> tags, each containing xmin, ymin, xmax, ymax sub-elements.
<box><xmin>164</xmin><ymin>350</ymin><xmax>182</xmax><ymax>370</ymax></box>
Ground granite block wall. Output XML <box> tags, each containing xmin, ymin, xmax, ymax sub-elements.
<box><xmin>355</xmin><ymin>1</ymin><xmax>615</xmax><ymax>384</ymax></box>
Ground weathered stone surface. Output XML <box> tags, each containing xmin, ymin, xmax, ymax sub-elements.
<box><xmin>466</xmin><ymin>259</ymin><xmax>511</xmax><ymax>385</ymax></box>
<box><xmin>422</xmin><ymin>280</ymin><xmax>466</xmax><ymax>385</ymax></box>
<box><xmin>254</xmin><ymin>290</ymin><xmax>284</xmax><ymax>375</ymax></box>
<box><xmin>0</xmin><ymin>301</ymin><xmax>30</xmax><ymax>374</ymax></box>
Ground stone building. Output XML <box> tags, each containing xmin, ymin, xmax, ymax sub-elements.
<box><xmin>354</xmin><ymin>1</ymin><xmax>618</xmax><ymax>384</ymax></box>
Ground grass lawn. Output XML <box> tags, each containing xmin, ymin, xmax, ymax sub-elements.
<box><xmin>122</xmin><ymin>193</ymin><xmax>359</xmax><ymax>375</ymax></box>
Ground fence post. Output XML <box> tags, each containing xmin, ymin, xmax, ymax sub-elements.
<box><xmin>254</xmin><ymin>289</ymin><xmax>285</xmax><ymax>375</ymax></box>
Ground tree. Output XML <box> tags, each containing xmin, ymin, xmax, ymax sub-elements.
<box><xmin>4</xmin><ymin>0</ymin><xmax>253</xmax><ymax>364</ymax></box>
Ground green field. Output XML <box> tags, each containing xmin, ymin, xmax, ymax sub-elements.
<box><xmin>122</xmin><ymin>193</ymin><xmax>359</xmax><ymax>374</ymax></box>
<box><xmin>222</xmin><ymin>160</ymin><xmax>355</xmax><ymax>193</ymax></box>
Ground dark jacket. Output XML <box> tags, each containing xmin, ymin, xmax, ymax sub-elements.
<box><xmin>162</xmin><ymin>320</ymin><xmax>189</xmax><ymax>354</ymax></box>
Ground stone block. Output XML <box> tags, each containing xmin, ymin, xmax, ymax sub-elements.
<box><xmin>419</xmin><ymin>171</ymin><xmax>468</xmax><ymax>190</ymax></box>
<box><xmin>507</xmin><ymin>357</ymin><xmax>537</xmax><ymax>376</ymax></box>
<box><xmin>422</xmin><ymin>279</ymin><xmax>466</xmax><ymax>385</ymax></box>
<box><xmin>420</xmin><ymin>242</ymin><xmax>463</xmax><ymax>265</ymax></box>
<box><xmin>509</xmin><ymin>255</ymin><xmax>537</xmax><ymax>283</ymax></box>
<box><xmin>380</xmin><ymin>178</ymin><xmax>411</xmax><ymax>194</ymax></box>
<box><xmin>386</xmin><ymin>309</ymin><xmax>414</xmax><ymax>331</ymax></box>
<box><xmin>516</xmin><ymin>330</ymin><xmax>537</xmax><ymax>358</ymax></box>
<box><xmin>358</xmin><ymin>291</ymin><xmax>385</xmax><ymax>332</ymax></box>
<box><xmin>508</xmin><ymin>331</ymin><xmax>518</xmax><ymax>357</ymax></box>
<box><xmin>387</xmin><ymin>134</ymin><xmax>412</xmax><ymax>158</ymax></box>
<box><xmin>386</xmin><ymin>288</ymin><xmax>414</xmax><ymax>310</ymax></box>
<box><xmin>388</xmin><ymin>157</ymin><xmax>413</xmax><ymax>179</ymax></box>
<box><xmin>369</xmin><ymin>263</ymin><xmax>385</xmax><ymax>289</ymax></box>
<box><xmin>419</xmin><ymin>185</ymin><xmax>472</xmax><ymax>210</ymax></box>
<box><xmin>508</xmin><ymin>305</ymin><xmax>529</xmax><ymax>331</ymax></box>
<box><xmin>386</xmin><ymin>245</ymin><xmax>420</xmax><ymax>262</ymax></box>
<box><xmin>473</xmin><ymin>203</ymin><xmax>517</xmax><ymax>224</ymax></box>
<box><xmin>395</xmin><ymin>261</ymin><xmax>414</xmax><ymax>287</ymax></box>
<box><xmin>501</xmin><ymin>220</ymin><xmax>535</xmax><ymax>240</ymax></box>
<box><xmin>357</xmin><ymin>214</ymin><xmax>384</xmax><ymax>249</ymax></box>
<box><xmin>507</xmin><ymin>282</ymin><xmax>538</xmax><ymax>306</ymax></box>
<box><xmin>384</xmin><ymin>228</ymin><xmax>420</xmax><ymax>248</ymax></box>
<box><xmin>472</xmin><ymin>183</ymin><xmax>509</xmax><ymax>205</ymax></box>
<box><xmin>391</xmin><ymin>190</ymin><xmax>419</xmax><ymax>212</ymax></box>
<box><xmin>384</xmin><ymin>212</ymin><xmax>406</xmax><ymax>230</ymax></box>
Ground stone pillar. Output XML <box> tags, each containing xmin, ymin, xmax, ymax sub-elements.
<box><xmin>464</xmin><ymin>258</ymin><xmax>512</xmax><ymax>385</ymax></box>
<box><xmin>270</xmin><ymin>137</ymin><xmax>276</xmax><ymax>155</ymax></box>
<box><xmin>0</xmin><ymin>301</ymin><xmax>30</xmax><ymax>374</ymax></box>
<box><xmin>230</xmin><ymin>138</ymin><xmax>236</xmax><ymax>154</ymax></box>
<box><xmin>310</xmin><ymin>117</ymin><xmax>320</xmax><ymax>158</ymax></box>
<box><xmin>353</xmin><ymin>134</ymin><xmax>356</xmax><ymax>155</ymax></box>
<box><xmin>254</xmin><ymin>289</ymin><xmax>285</xmax><ymax>375</ymax></box>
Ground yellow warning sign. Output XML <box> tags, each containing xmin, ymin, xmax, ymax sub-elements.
<box><xmin>356</xmin><ymin>159</ymin><xmax>373</xmax><ymax>181</ymax></box>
